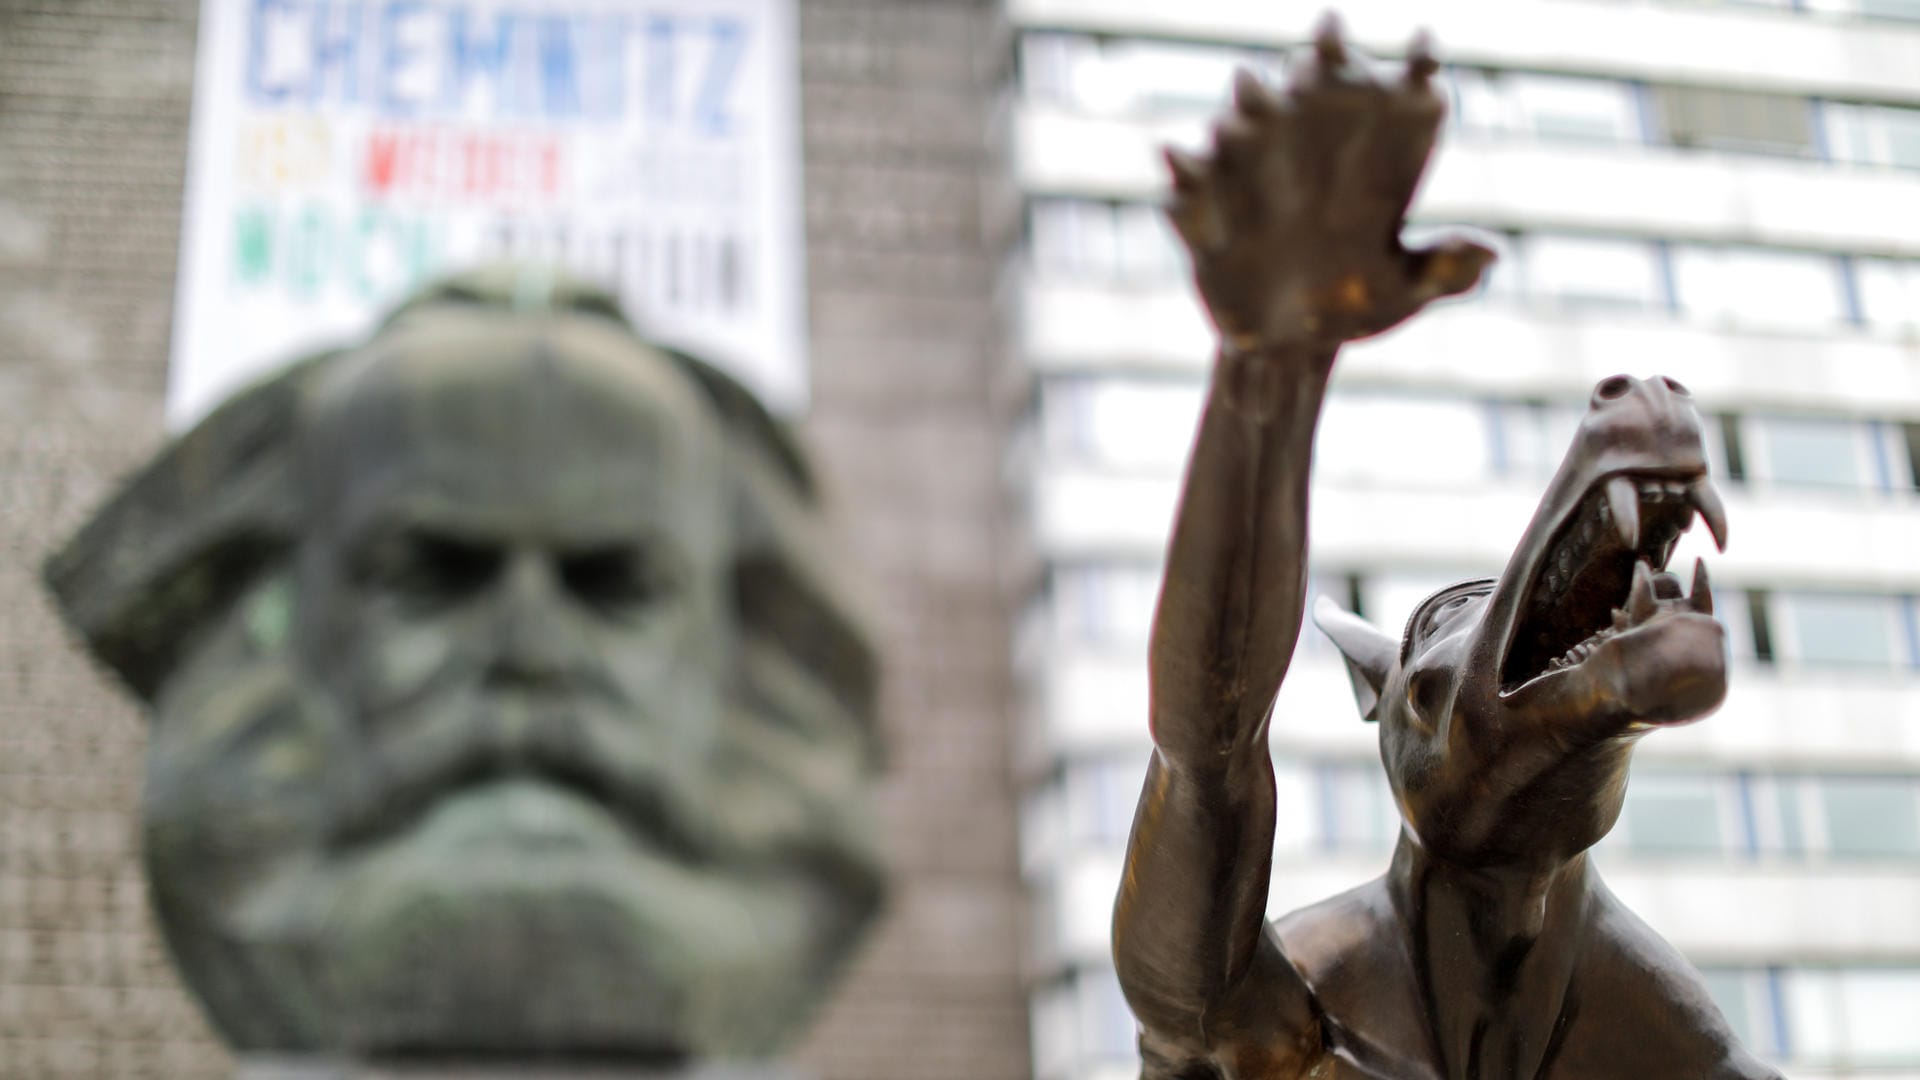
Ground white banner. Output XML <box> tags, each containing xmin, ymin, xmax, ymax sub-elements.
<box><xmin>170</xmin><ymin>0</ymin><xmax>806</xmax><ymax>426</ymax></box>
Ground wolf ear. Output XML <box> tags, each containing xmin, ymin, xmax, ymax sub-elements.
<box><xmin>1312</xmin><ymin>595</ymin><xmax>1396</xmax><ymax>723</ymax></box>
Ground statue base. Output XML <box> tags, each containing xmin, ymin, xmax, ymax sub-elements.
<box><xmin>235</xmin><ymin>1060</ymin><xmax>807</xmax><ymax>1080</ymax></box>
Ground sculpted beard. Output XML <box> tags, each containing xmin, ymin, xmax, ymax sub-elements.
<box><xmin>143</xmin><ymin>588</ymin><xmax>884</xmax><ymax>1057</ymax></box>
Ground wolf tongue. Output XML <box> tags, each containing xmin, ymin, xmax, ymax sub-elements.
<box><xmin>1628</xmin><ymin>559</ymin><xmax>1659</xmax><ymax>623</ymax></box>
<box><xmin>1606</xmin><ymin>475</ymin><xmax>1640</xmax><ymax>550</ymax></box>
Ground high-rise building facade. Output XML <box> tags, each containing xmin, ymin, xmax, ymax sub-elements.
<box><xmin>1002</xmin><ymin>3</ymin><xmax>1920</xmax><ymax>1079</ymax></box>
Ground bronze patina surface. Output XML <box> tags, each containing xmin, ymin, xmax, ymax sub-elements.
<box><xmin>45</xmin><ymin>269</ymin><xmax>884</xmax><ymax>1064</ymax></box>
<box><xmin>1112</xmin><ymin>20</ymin><xmax>1778</xmax><ymax>1080</ymax></box>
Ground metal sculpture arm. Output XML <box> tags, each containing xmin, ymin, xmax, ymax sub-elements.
<box><xmin>1112</xmin><ymin>21</ymin><xmax>1492</xmax><ymax>1073</ymax></box>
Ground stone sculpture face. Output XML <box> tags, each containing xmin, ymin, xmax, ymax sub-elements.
<box><xmin>47</xmin><ymin>274</ymin><xmax>884</xmax><ymax>1061</ymax></box>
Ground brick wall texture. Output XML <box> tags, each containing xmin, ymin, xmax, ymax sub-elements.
<box><xmin>0</xmin><ymin>2</ymin><xmax>1025</xmax><ymax>1079</ymax></box>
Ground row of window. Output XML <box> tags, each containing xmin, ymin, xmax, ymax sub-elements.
<box><xmin>1620</xmin><ymin>0</ymin><xmax>1920</xmax><ymax>26</ymax></box>
<box><xmin>1030</xmin><ymin>961</ymin><xmax>1920</xmax><ymax>1079</ymax></box>
<box><xmin>1026</xmin><ymin>752</ymin><xmax>1920</xmax><ymax>865</ymax></box>
<box><xmin>1048</xmin><ymin>561</ymin><xmax>1920</xmax><ymax>670</ymax></box>
<box><xmin>1029</xmin><ymin>200</ymin><xmax>1920</xmax><ymax>335</ymax></box>
<box><xmin>1038</xmin><ymin>378</ymin><xmax>1920</xmax><ymax>494</ymax></box>
<box><xmin>1020</xmin><ymin>32</ymin><xmax>1920</xmax><ymax>170</ymax></box>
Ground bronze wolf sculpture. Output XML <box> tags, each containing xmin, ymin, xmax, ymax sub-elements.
<box><xmin>1112</xmin><ymin>21</ymin><xmax>1780</xmax><ymax>1080</ymax></box>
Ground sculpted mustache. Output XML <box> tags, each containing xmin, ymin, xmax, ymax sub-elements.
<box><xmin>323</xmin><ymin>705</ymin><xmax>718</xmax><ymax>866</ymax></box>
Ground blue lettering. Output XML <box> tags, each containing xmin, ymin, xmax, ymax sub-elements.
<box><xmin>309</xmin><ymin>1</ymin><xmax>364</xmax><ymax>106</ymax></box>
<box><xmin>590</xmin><ymin>15</ymin><xmax>626</xmax><ymax>121</ymax></box>
<box><xmin>378</xmin><ymin>1</ymin><xmax>426</xmax><ymax>116</ymax></box>
<box><xmin>695</xmin><ymin>18</ymin><xmax>745</xmax><ymax>137</ymax></box>
<box><xmin>443</xmin><ymin>9</ymin><xmax>518</xmax><ymax>114</ymax></box>
<box><xmin>643</xmin><ymin>16</ymin><xmax>674</xmax><ymax>124</ymax></box>
<box><xmin>245</xmin><ymin>0</ymin><xmax>299</xmax><ymax>104</ymax></box>
<box><xmin>536</xmin><ymin>16</ymin><xmax>581</xmax><ymax>120</ymax></box>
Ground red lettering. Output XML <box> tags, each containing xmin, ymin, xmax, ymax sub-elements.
<box><xmin>364</xmin><ymin>132</ymin><xmax>402</xmax><ymax>193</ymax></box>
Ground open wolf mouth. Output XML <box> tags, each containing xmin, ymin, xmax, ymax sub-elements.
<box><xmin>1500</xmin><ymin>469</ymin><xmax>1729</xmax><ymax>693</ymax></box>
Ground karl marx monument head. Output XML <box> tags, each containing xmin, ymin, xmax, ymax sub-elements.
<box><xmin>45</xmin><ymin>269</ymin><xmax>885</xmax><ymax>1062</ymax></box>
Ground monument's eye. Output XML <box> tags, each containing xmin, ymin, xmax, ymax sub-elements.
<box><xmin>560</xmin><ymin>544</ymin><xmax>667</xmax><ymax>614</ymax></box>
<box><xmin>364</xmin><ymin>530</ymin><xmax>503</xmax><ymax>608</ymax></box>
<box><xmin>1595</xmin><ymin>375</ymin><xmax>1632</xmax><ymax>401</ymax></box>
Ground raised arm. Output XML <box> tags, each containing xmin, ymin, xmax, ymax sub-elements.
<box><xmin>1112</xmin><ymin>21</ymin><xmax>1491</xmax><ymax>1075</ymax></box>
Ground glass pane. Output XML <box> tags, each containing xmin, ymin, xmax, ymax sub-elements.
<box><xmin>1448</xmin><ymin>68</ymin><xmax>1509</xmax><ymax>135</ymax></box>
<box><xmin>1837</xmin><ymin>969</ymin><xmax>1920</xmax><ymax>1063</ymax></box>
<box><xmin>1082</xmin><ymin>969</ymin><xmax>1139</xmax><ymax>1060</ymax></box>
<box><xmin>1855</xmin><ymin>259</ymin><xmax>1920</xmax><ymax>332</ymax></box>
<box><xmin>1621</xmin><ymin>772</ymin><xmax>1730</xmax><ymax>855</ymax></box>
<box><xmin>1030</xmin><ymin>980</ymin><xmax>1078</xmax><ymax>1079</ymax></box>
<box><xmin>1021</xmin><ymin>33</ymin><xmax>1097</xmax><ymax>105</ymax></box>
<box><xmin>1051</xmin><ymin>562</ymin><xmax>1162</xmax><ymax>647</ymax></box>
<box><xmin>1671</xmin><ymin>246</ymin><xmax>1848</xmax><ymax>330</ymax></box>
<box><xmin>1749</xmin><ymin>416</ymin><xmax>1868</xmax><ymax>488</ymax></box>
<box><xmin>1779</xmin><ymin>593</ymin><xmax>1898</xmax><ymax>667</ymax></box>
<box><xmin>1040</xmin><ymin>377</ymin><xmax>1202</xmax><ymax>470</ymax></box>
<box><xmin>1317</xmin><ymin>394</ymin><xmax>1495</xmax><ymax>485</ymax></box>
<box><xmin>1698</xmin><ymin>969</ymin><xmax>1758</xmax><ymax>1048</ymax></box>
<box><xmin>1770</xmin><ymin>778</ymin><xmax>1809</xmax><ymax>855</ymax></box>
<box><xmin>1524</xmin><ymin>235</ymin><xmax>1664</xmax><ymax>308</ymax></box>
<box><xmin>1030</xmin><ymin>199</ymin><xmax>1116</xmax><ymax>279</ymax></box>
<box><xmin>1507</xmin><ymin>74</ymin><xmax>1643</xmax><ymax>142</ymax></box>
<box><xmin>1782</xmin><ymin>969</ymin><xmax>1843</xmax><ymax>1063</ymax></box>
<box><xmin>1820</xmin><ymin>777</ymin><xmax>1920</xmax><ymax>857</ymax></box>
<box><xmin>1066</xmin><ymin>756</ymin><xmax>1150</xmax><ymax>846</ymax></box>
<box><xmin>1113</xmin><ymin>203</ymin><xmax>1184</xmax><ymax>282</ymax></box>
<box><xmin>1106</xmin><ymin>39</ymin><xmax>1245</xmax><ymax>114</ymax></box>
<box><xmin>1319</xmin><ymin>762</ymin><xmax>1401</xmax><ymax>852</ymax></box>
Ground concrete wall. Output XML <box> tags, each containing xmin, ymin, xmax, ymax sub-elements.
<box><xmin>0</xmin><ymin>2</ymin><xmax>1025</xmax><ymax>1078</ymax></box>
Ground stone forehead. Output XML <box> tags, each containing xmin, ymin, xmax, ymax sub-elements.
<box><xmin>308</xmin><ymin>305</ymin><xmax>717</xmax><ymax>447</ymax></box>
<box><xmin>295</xmin><ymin>306</ymin><xmax>727</xmax><ymax>523</ymax></box>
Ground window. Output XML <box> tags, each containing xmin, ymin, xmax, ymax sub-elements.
<box><xmin>1782</xmin><ymin>968</ymin><xmax>1920</xmax><ymax>1067</ymax></box>
<box><xmin>1028</xmin><ymin>200</ymin><xmax>1184</xmax><ymax>284</ymax></box>
<box><xmin>1038</xmin><ymin>376</ymin><xmax>1203</xmax><ymax>470</ymax></box>
<box><xmin>1113</xmin><ymin>203</ymin><xmax>1185</xmax><ymax>282</ymax></box>
<box><xmin>1059</xmin><ymin>756</ymin><xmax>1150</xmax><ymax>848</ymax></box>
<box><xmin>1619</xmin><ymin>771</ymin><xmax>1744</xmax><ymax>857</ymax></box>
<box><xmin>1316</xmin><ymin>393</ymin><xmax>1497</xmax><ymax>487</ymax></box>
<box><xmin>1519</xmin><ymin>234</ymin><xmax>1668</xmax><ymax>310</ymax></box>
<box><xmin>1048</xmin><ymin>562</ymin><xmax>1163</xmax><ymax>648</ymax></box>
<box><xmin>1670</xmin><ymin>246</ymin><xmax>1850</xmax><ymax>331</ymax></box>
<box><xmin>1017</xmin><ymin>32</ymin><xmax>1272</xmax><ymax>118</ymax></box>
<box><xmin>1316</xmin><ymin>761</ymin><xmax>1403</xmax><ymax>852</ymax></box>
<box><xmin>1650</xmin><ymin>85</ymin><xmax>1816</xmax><ymax>156</ymax></box>
<box><xmin>1854</xmin><ymin>259</ymin><xmax>1920</xmax><ymax>333</ymax></box>
<box><xmin>1743</xmin><ymin>415</ymin><xmax>1875</xmax><ymax>488</ymax></box>
<box><xmin>1698</xmin><ymin>968</ymin><xmax>1782</xmax><ymax>1057</ymax></box>
<box><xmin>1805</xmin><ymin>0</ymin><xmax>1920</xmax><ymax>22</ymax></box>
<box><xmin>1822</xmin><ymin>102</ymin><xmax>1920</xmax><ymax>170</ymax></box>
<box><xmin>1487</xmin><ymin>400</ymin><xmax>1588</xmax><ymax>482</ymax></box>
<box><xmin>1771</xmin><ymin>591</ymin><xmax>1909</xmax><ymax>668</ymax></box>
<box><xmin>1820</xmin><ymin>776</ymin><xmax>1920</xmax><ymax>858</ymax></box>
<box><xmin>1449</xmin><ymin>69</ymin><xmax>1645</xmax><ymax>143</ymax></box>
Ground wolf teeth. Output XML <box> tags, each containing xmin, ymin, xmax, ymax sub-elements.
<box><xmin>1606</xmin><ymin>475</ymin><xmax>1640</xmax><ymax>550</ymax></box>
<box><xmin>1689</xmin><ymin>557</ymin><xmax>1713</xmax><ymax>614</ymax></box>
<box><xmin>1689</xmin><ymin>480</ymin><xmax>1729</xmax><ymax>553</ymax></box>
<box><xmin>1629</xmin><ymin>559</ymin><xmax>1659</xmax><ymax>622</ymax></box>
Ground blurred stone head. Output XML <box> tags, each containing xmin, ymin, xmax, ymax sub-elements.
<box><xmin>45</xmin><ymin>269</ymin><xmax>884</xmax><ymax>1061</ymax></box>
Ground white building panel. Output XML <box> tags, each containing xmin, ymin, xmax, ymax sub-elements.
<box><xmin>1016</xmin><ymin>109</ymin><xmax>1920</xmax><ymax>258</ymax></box>
<box><xmin>1008</xmin><ymin>0</ymin><xmax>1920</xmax><ymax>105</ymax></box>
